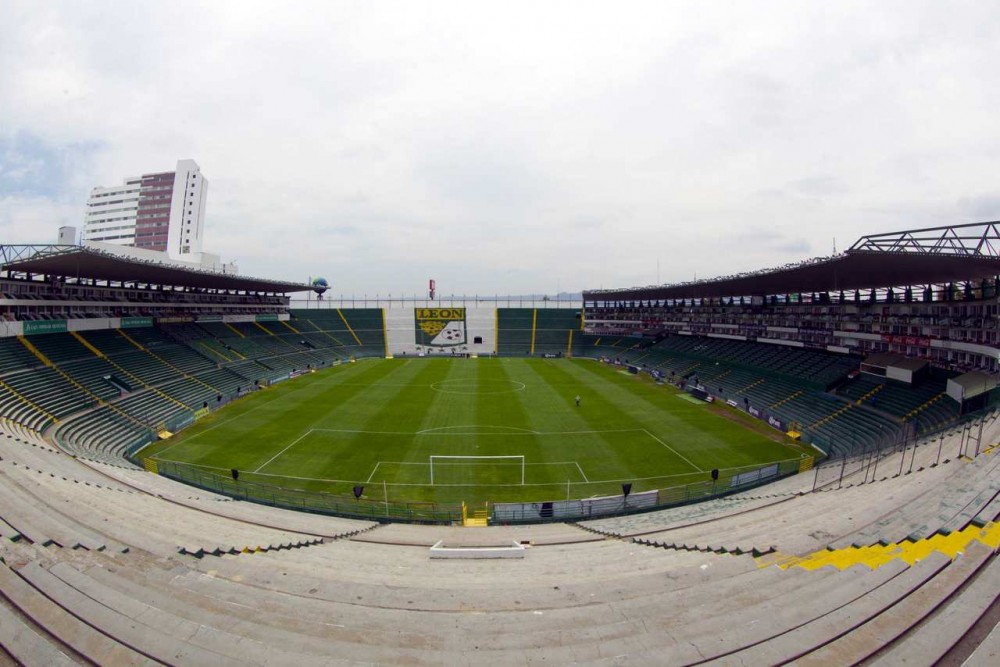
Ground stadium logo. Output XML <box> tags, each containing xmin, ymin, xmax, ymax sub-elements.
<box><xmin>415</xmin><ymin>308</ymin><xmax>466</xmax><ymax>347</ymax></box>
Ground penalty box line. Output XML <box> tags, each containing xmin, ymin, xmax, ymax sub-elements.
<box><xmin>253</xmin><ymin>430</ymin><xmax>313</xmax><ymax>473</ymax></box>
<box><xmin>152</xmin><ymin>459</ymin><xmax>713</xmax><ymax>487</ymax></box>
<box><xmin>254</xmin><ymin>427</ymin><xmax>698</xmax><ymax>476</ymax></box>
<box><xmin>309</xmin><ymin>427</ymin><xmax>647</xmax><ymax>437</ymax></box>
<box><xmin>157</xmin><ymin>457</ymin><xmax>797</xmax><ymax>487</ymax></box>
<box><xmin>642</xmin><ymin>429</ymin><xmax>705</xmax><ymax>473</ymax></box>
<box><xmin>369</xmin><ymin>460</ymin><xmax>590</xmax><ymax>483</ymax></box>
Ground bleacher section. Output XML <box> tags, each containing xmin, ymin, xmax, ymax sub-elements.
<box><xmin>0</xmin><ymin>337</ymin><xmax>38</xmax><ymax>373</ymax></box>
<box><xmin>533</xmin><ymin>308</ymin><xmax>580</xmax><ymax>356</ymax></box>
<box><xmin>291</xmin><ymin>308</ymin><xmax>385</xmax><ymax>357</ymax></box>
<box><xmin>839</xmin><ymin>370</ymin><xmax>961</xmax><ymax>435</ymax></box>
<box><xmin>573</xmin><ymin>333</ymin><xmax>649</xmax><ymax>360</ymax></box>
<box><xmin>1</xmin><ymin>416</ymin><xmax>999</xmax><ymax>662</ymax></box>
<box><xmin>0</xmin><ymin>314</ymin><xmax>978</xmax><ymax>466</ymax></box>
<box><xmin>630</xmin><ymin>335</ymin><xmax>905</xmax><ymax>456</ymax></box>
<box><xmin>0</xmin><ymin>311</ymin><xmax>388</xmax><ymax>463</ymax></box>
<box><xmin>655</xmin><ymin>335</ymin><xmax>858</xmax><ymax>388</ymax></box>
<box><xmin>496</xmin><ymin>308</ymin><xmax>534</xmax><ymax>356</ymax></box>
<box><xmin>496</xmin><ymin>308</ymin><xmax>581</xmax><ymax>356</ymax></box>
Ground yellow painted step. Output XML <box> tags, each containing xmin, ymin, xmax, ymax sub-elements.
<box><xmin>117</xmin><ymin>329</ymin><xmax>146</xmax><ymax>351</ymax></box>
<box><xmin>337</xmin><ymin>309</ymin><xmax>363</xmax><ymax>346</ymax></box>
<box><xmin>763</xmin><ymin>521</ymin><xmax>1000</xmax><ymax>571</ymax></box>
<box><xmin>70</xmin><ymin>331</ymin><xmax>106</xmax><ymax>358</ymax></box>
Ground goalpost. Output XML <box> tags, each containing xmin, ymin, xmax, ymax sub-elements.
<box><xmin>429</xmin><ymin>455</ymin><xmax>526</xmax><ymax>485</ymax></box>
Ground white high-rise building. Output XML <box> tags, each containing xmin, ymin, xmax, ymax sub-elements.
<box><xmin>82</xmin><ymin>159</ymin><xmax>208</xmax><ymax>260</ymax></box>
<box><xmin>82</xmin><ymin>178</ymin><xmax>141</xmax><ymax>245</ymax></box>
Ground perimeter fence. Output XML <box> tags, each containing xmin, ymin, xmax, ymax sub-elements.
<box><xmin>148</xmin><ymin>457</ymin><xmax>808</xmax><ymax>525</ymax></box>
<box><xmin>811</xmin><ymin>408</ymin><xmax>999</xmax><ymax>491</ymax></box>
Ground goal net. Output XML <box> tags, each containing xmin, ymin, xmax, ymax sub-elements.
<box><xmin>429</xmin><ymin>455</ymin><xmax>526</xmax><ymax>485</ymax></box>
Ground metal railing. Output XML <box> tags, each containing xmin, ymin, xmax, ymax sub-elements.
<box><xmin>811</xmin><ymin>408</ymin><xmax>998</xmax><ymax>490</ymax></box>
<box><xmin>152</xmin><ymin>459</ymin><xmax>464</xmax><ymax>523</ymax></box>
<box><xmin>148</xmin><ymin>457</ymin><xmax>806</xmax><ymax>525</ymax></box>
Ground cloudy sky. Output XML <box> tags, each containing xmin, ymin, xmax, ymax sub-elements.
<box><xmin>1</xmin><ymin>1</ymin><xmax>998</xmax><ymax>297</ymax></box>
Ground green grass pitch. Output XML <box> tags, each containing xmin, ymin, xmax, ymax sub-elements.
<box><xmin>141</xmin><ymin>357</ymin><xmax>809</xmax><ymax>505</ymax></box>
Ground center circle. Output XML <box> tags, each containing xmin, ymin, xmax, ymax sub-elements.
<box><xmin>430</xmin><ymin>379</ymin><xmax>526</xmax><ymax>395</ymax></box>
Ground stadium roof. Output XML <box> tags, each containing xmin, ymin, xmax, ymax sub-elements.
<box><xmin>585</xmin><ymin>221</ymin><xmax>1000</xmax><ymax>301</ymax></box>
<box><xmin>0</xmin><ymin>245</ymin><xmax>311</xmax><ymax>293</ymax></box>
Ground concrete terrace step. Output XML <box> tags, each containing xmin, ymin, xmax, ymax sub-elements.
<box><xmin>3</xmin><ymin>465</ymin><xmax>326</xmax><ymax>558</ymax></box>
<box><xmin>633</xmin><ymin>536</ymin><xmax>776</xmax><ymax>557</ymax></box>
<box><xmin>158</xmin><ymin>555</ymin><xmax>836</xmax><ymax>659</ymax></box>
<box><xmin>351</xmin><ymin>521</ymin><xmax>602</xmax><ymax>547</ymax></box>
<box><xmin>711</xmin><ymin>552</ymin><xmax>952</xmax><ymax>665</ymax></box>
<box><xmin>793</xmin><ymin>541</ymin><xmax>996</xmax><ymax>665</ymax></box>
<box><xmin>75</xmin><ymin>559</ymin><xmax>487</xmax><ymax>665</ymax></box>
<box><xmin>576</xmin><ymin>493</ymin><xmax>796</xmax><ymax>538</ymax></box>
<box><xmin>0</xmin><ymin>561</ymin><xmax>153</xmax><ymax>665</ymax></box>
<box><xmin>640</xmin><ymin>562</ymin><xmax>907</xmax><ymax>663</ymax></box>
<box><xmin>178</xmin><ymin>536</ymin><xmax>325</xmax><ymax>558</ymax></box>
<box><xmin>834</xmin><ymin>454</ymin><xmax>1000</xmax><ymax>549</ymax></box>
<box><xmin>84</xmin><ymin>460</ymin><xmax>379</xmax><ymax>538</ymax></box>
<box><xmin>963</xmin><ymin>619</ymin><xmax>1000</xmax><ymax>666</ymax></box>
<box><xmin>871</xmin><ymin>546</ymin><xmax>1000</xmax><ymax>666</ymax></box>
<box><xmin>0</xmin><ymin>595</ymin><xmax>79</xmax><ymax>666</ymax></box>
<box><xmin>17</xmin><ymin>560</ymin><xmax>243</xmax><ymax>666</ymax></box>
<box><xmin>0</xmin><ymin>517</ymin><xmax>23</xmax><ymax>543</ymax></box>
<box><xmin>186</xmin><ymin>540</ymin><xmax>758</xmax><ymax>612</ymax></box>
<box><xmin>43</xmin><ymin>561</ymin><xmax>362</xmax><ymax>666</ymax></box>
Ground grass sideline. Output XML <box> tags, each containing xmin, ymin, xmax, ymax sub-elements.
<box><xmin>140</xmin><ymin>357</ymin><xmax>810</xmax><ymax>504</ymax></box>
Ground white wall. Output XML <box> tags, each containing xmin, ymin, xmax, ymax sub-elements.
<box><xmin>167</xmin><ymin>159</ymin><xmax>208</xmax><ymax>260</ymax></box>
<box><xmin>383</xmin><ymin>303</ymin><xmax>497</xmax><ymax>356</ymax></box>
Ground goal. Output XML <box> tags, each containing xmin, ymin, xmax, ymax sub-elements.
<box><xmin>429</xmin><ymin>455</ymin><xmax>526</xmax><ymax>485</ymax></box>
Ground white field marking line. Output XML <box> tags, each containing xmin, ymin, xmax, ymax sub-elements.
<box><xmin>417</xmin><ymin>425</ymin><xmax>540</xmax><ymax>434</ymax></box>
<box><xmin>574</xmin><ymin>461</ymin><xmax>589</xmax><ymax>482</ymax></box>
<box><xmin>149</xmin><ymin>435</ymin><xmax>196</xmax><ymax>460</ymax></box>
<box><xmin>153</xmin><ymin>456</ymin><xmax>801</xmax><ymax>487</ymax></box>
<box><xmin>430</xmin><ymin>387</ymin><xmax>527</xmax><ymax>395</ymax></box>
<box><xmin>152</xmin><ymin>460</ymin><xmax>366</xmax><ymax>485</ymax></box>
<box><xmin>641</xmin><ymin>428</ymin><xmax>705</xmax><ymax>472</ymax></box>
<box><xmin>373</xmin><ymin>460</ymin><xmax>583</xmax><ymax>467</ymax></box>
<box><xmin>313</xmin><ymin>382</ymin><xmax>435</xmax><ymax>388</ymax></box>
<box><xmin>149</xmin><ymin>361</ymin><xmax>365</xmax><ymax>455</ymax></box>
<box><xmin>365</xmin><ymin>462</ymin><xmax>381</xmax><ymax>483</ymax></box>
<box><xmin>253</xmin><ymin>430</ymin><xmax>313</xmax><ymax>473</ymax></box>
<box><xmin>553</xmin><ymin>429</ymin><xmax>642</xmax><ymax>436</ymax></box>
<box><xmin>308</xmin><ymin>427</ymin><xmax>646</xmax><ymax>437</ymax></box>
<box><xmin>310</xmin><ymin>428</ymin><xmax>420</xmax><ymax>436</ymax></box>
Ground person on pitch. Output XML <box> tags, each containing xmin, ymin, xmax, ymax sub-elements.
<box><xmin>575</xmin><ymin>395</ymin><xmax>581</xmax><ymax>407</ymax></box>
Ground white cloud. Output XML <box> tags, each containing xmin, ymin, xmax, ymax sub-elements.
<box><xmin>1</xmin><ymin>0</ymin><xmax>999</xmax><ymax>296</ymax></box>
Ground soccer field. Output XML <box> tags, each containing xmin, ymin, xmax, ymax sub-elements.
<box><xmin>141</xmin><ymin>357</ymin><xmax>809</xmax><ymax>505</ymax></box>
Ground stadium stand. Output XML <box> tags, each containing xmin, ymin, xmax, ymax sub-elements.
<box><xmin>1</xmin><ymin>414</ymin><xmax>999</xmax><ymax>662</ymax></box>
<box><xmin>291</xmin><ymin>308</ymin><xmax>386</xmax><ymax>357</ymax></box>
<box><xmin>0</xmin><ymin>337</ymin><xmax>39</xmax><ymax>373</ymax></box>
<box><xmin>532</xmin><ymin>308</ymin><xmax>581</xmax><ymax>356</ymax></box>
<box><xmin>2</xmin><ymin>223</ymin><xmax>1000</xmax><ymax>660</ymax></box>
<box><xmin>495</xmin><ymin>307</ymin><xmax>582</xmax><ymax>357</ymax></box>
<box><xmin>495</xmin><ymin>307</ymin><xmax>535</xmax><ymax>356</ymax></box>
<box><xmin>0</xmin><ymin>308</ymin><xmax>388</xmax><ymax>463</ymax></box>
<box><xmin>620</xmin><ymin>334</ymin><xmax>902</xmax><ymax>456</ymax></box>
